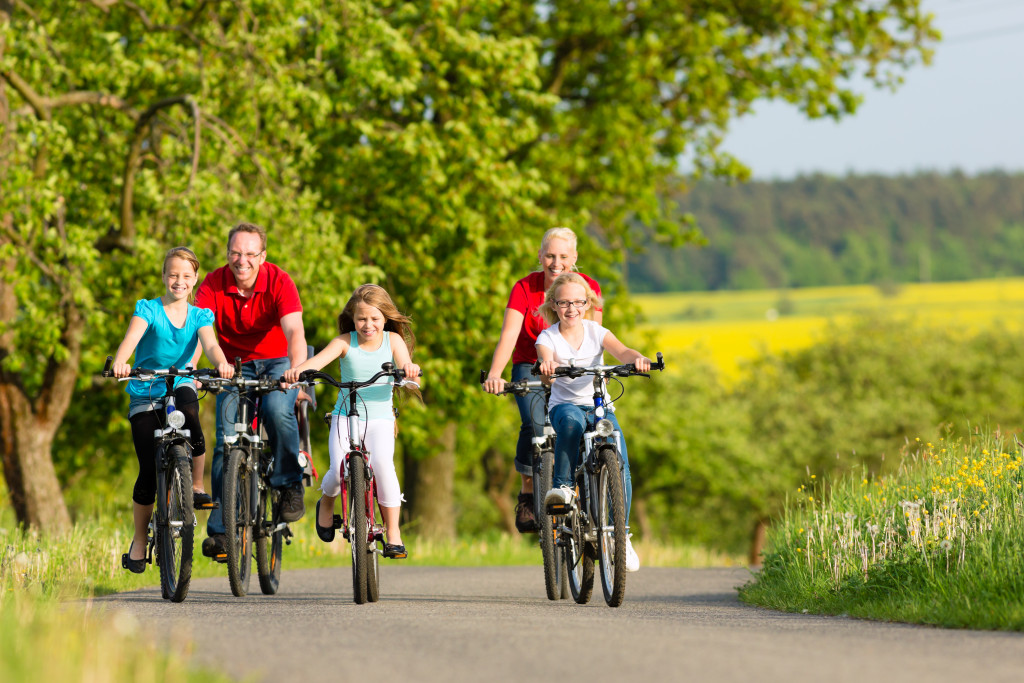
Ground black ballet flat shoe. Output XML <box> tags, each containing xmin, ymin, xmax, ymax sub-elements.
<box><xmin>383</xmin><ymin>543</ymin><xmax>408</xmax><ymax>559</ymax></box>
<box><xmin>315</xmin><ymin>499</ymin><xmax>335</xmax><ymax>543</ymax></box>
<box><xmin>121</xmin><ymin>542</ymin><xmax>147</xmax><ymax>574</ymax></box>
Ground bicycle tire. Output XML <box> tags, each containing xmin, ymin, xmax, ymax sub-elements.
<box><xmin>223</xmin><ymin>447</ymin><xmax>254</xmax><ymax>597</ymax></box>
<box><xmin>349</xmin><ymin>454</ymin><xmax>369</xmax><ymax>604</ymax></box>
<box><xmin>564</xmin><ymin>479</ymin><xmax>594</xmax><ymax>604</ymax></box>
<box><xmin>256</xmin><ymin>482</ymin><xmax>283</xmax><ymax>595</ymax></box>
<box><xmin>156</xmin><ymin>444</ymin><xmax>194</xmax><ymax>603</ymax></box>
<box><xmin>538</xmin><ymin>449</ymin><xmax>565</xmax><ymax>601</ymax></box>
<box><xmin>366</xmin><ymin>480</ymin><xmax>380</xmax><ymax>603</ymax></box>
<box><xmin>597</xmin><ymin>447</ymin><xmax>627</xmax><ymax>607</ymax></box>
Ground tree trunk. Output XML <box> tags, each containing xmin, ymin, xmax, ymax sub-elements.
<box><xmin>0</xmin><ymin>250</ymin><xmax>78</xmax><ymax>534</ymax></box>
<box><xmin>407</xmin><ymin>420</ymin><xmax>456</xmax><ymax>541</ymax></box>
<box><xmin>748</xmin><ymin>518</ymin><xmax>768</xmax><ymax>567</ymax></box>
<box><xmin>481</xmin><ymin>445</ymin><xmax>516</xmax><ymax>535</ymax></box>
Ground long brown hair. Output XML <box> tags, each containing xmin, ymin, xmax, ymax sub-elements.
<box><xmin>537</xmin><ymin>272</ymin><xmax>603</xmax><ymax>325</ymax></box>
<box><xmin>338</xmin><ymin>284</ymin><xmax>420</xmax><ymax>405</ymax></box>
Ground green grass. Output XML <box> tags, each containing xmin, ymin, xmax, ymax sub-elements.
<box><xmin>740</xmin><ymin>428</ymin><xmax>1024</xmax><ymax>629</ymax></box>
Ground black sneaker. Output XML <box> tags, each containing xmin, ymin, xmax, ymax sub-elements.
<box><xmin>515</xmin><ymin>492</ymin><xmax>539</xmax><ymax>533</ymax></box>
<box><xmin>280</xmin><ymin>482</ymin><xmax>306</xmax><ymax>523</ymax></box>
<box><xmin>202</xmin><ymin>533</ymin><xmax>227</xmax><ymax>562</ymax></box>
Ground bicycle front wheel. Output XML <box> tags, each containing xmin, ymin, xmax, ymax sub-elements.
<box><xmin>156</xmin><ymin>444</ymin><xmax>194</xmax><ymax>603</ymax></box>
<box><xmin>564</xmin><ymin>481</ymin><xmax>594</xmax><ymax>605</ymax></box>
<box><xmin>538</xmin><ymin>449</ymin><xmax>566</xmax><ymax>600</ymax></box>
<box><xmin>256</xmin><ymin>481</ymin><xmax>283</xmax><ymax>595</ymax></box>
<box><xmin>349</xmin><ymin>454</ymin><xmax>369</xmax><ymax>604</ymax></box>
<box><xmin>597</xmin><ymin>447</ymin><xmax>627</xmax><ymax>607</ymax></box>
<box><xmin>223</xmin><ymin>447</ymin><xmax>254</xmax><ymax>597</ymax></box>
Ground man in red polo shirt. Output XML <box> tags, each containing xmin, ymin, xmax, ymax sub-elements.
<box><xmin>195</xmin><ymin>222</ymin><xmax>308</xmax><ymax>560</ymax></box>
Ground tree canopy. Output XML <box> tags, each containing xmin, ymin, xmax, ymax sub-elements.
<box><xmin>1</xmin><ymin>0</ymin><xmax>937</xmax><ymax>532</ymax></box>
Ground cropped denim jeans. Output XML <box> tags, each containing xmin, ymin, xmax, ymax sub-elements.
<box><xmin>207</xmin><ymin>356</ymin><xmax>301</xmax><ymax>536</ymax></box>
<box><xmin>549</xmin><ymin>402</ymin><xmax>632</xmax><ymax>524</ymax></box>
<box><xmin>512</xmin><ymin>362</ymin><xmax>546</xmax><ymax>477</ymax></box>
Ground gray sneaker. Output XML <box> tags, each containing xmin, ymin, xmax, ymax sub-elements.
<box><xmin>279</xmin><ymin>482</ymin><xmax>306</xmax><ymax>522</ymax></box>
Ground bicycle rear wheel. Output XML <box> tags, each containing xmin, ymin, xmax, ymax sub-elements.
<box><xmin>349</xmin><ymin>454</ymin><xmax>369</xmax><ymax>604</ymax></box>
<box><xmin>538</xmin><ymin>449</ymin><xmax>566</xmax><ymax>600</ymax></box>
<box><xmin>256</xmin><ymin>482</ymin><xmax>283</xmax><ymax>595</ymax></box>
<box><xmin>156</xmin><ymin>444</ymin><xmax>194</xmax><ymax>603</ymax></box>
<box><xmin>597</xmin><ymin>447</ymin><xmax>627</xmax><ymax>607</ymax></box>
<box><xmin>366</xmin><ymin>481</ymin><xmax>380</xmax><ymax>603</ymax></box>
<box><xmin>223</xmin><ymin>447</ymin><xmax>254</xmax><ymax>597</ymax></box>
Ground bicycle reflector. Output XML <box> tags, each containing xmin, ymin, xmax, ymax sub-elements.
<box><xmin>595</xmin><ymin>419</ymin><xmax>615</xmax><ymax>437</ymax></box>
<box><xmin>167</xmin><ymin>410</ymin><xmax>187</xmax><ymax>430</ymax></box>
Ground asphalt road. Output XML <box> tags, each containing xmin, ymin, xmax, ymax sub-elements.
<box><xmin>97</xmin><ymin>565</ymin><xmax>1024</xmax><ymax>683</ymax></box>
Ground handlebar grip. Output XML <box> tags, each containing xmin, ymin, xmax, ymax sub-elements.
<box><xmin>234</xmin><ymin>357</ymin><xmax>242</xmax><ymax>376</ymax></box>
<box><xmin>102</xmin><ymin>355</ymin><xmax>113</xmax><ymax>377</ymax></box>
<box><xmin>479</xmin><ymin>370</ymin><xmax>487</xmax><ymax>384</ymax></box>
<box><xmin>531</xmin><ymin>361</ymin><xmax>542</xmax><ymax>376</ymax></box>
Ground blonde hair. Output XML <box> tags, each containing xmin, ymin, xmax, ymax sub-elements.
<box><xmin>163</xmin><ymin>247</ymin><xmax>200</xmax><ymax>302</ymax></box>
<box><xmin>537</xmin><ymin>273</ymin><xmax>603</xmax><ymax>324</ymax></box>
<box><xmin>540</xmin><ymin>227</ymin><xmax>577</xmax><ymax>252</ymax></box>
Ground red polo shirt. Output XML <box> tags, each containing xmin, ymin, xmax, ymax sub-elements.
<box><xmin>507</xmin><ymin>271</ymin><xmax>602</xmax><ymax>365</ymax></box>
<box><xmin>195</xmin><ymin>262</ymin><xmax>303</xmax><ymax>363</ymax></box>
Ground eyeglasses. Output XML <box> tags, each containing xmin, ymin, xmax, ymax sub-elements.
<box><xmin>227</xmin><ymin>250</ymin><xmax>265</xmax><ymax>260</ymax></box>
<box><xmin>555</xmin><ymin>299</ymin><xmax>588</xmax><ymax>309</ymax></box>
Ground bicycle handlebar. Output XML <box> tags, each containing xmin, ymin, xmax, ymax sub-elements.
<box><xmin>101</xmin><ymin>355</ymin><xmax>222</xmax><ymax>380</ymax></box>
<box><xmin>292</xmin><ymin>362</ymin><xmax>417</xmax><ymax>392</ymax></box>
<box><xmin>478</xmin><ymin>369</ymin><xmax>546</xmax><ymax>397</ymax></box>
<box><xmin>534</xmin><ymin>351</ymin><xmax>666</xmax><ymax>379</ymax></box>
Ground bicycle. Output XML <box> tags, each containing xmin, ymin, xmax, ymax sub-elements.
<box><xmin>202</xmin><ymin>364</ymin><xmax>295</xmax><ymax>597</ymax></box>
<box><xmin>541</xmin><ymin>352</ymin><xmax>664</xmax><ymax>607</ymax></box>
<box><xmin>480</xmin><ymin>370</ymin><xmax>568</xmax><ymax>601</ymax></box>
<box><xmin>292</xmin><ymin>362</ymin><xmax>418</xmax><ymax>604</ymax></box>
<box><xmin>102</xmin><ymin>356</ymin><xmax>219</xmax><ymax>602</ymax></box>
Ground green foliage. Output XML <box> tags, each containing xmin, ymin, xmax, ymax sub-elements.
<box><xmin>740</xmin><ymin>431</ymin><xmax>1024</xmax><ymax>630</ymax></box>
<box><xmin>629</xmin><ymin>172</ymin><xmax>1024</xmax><ymax>292</ymax></box>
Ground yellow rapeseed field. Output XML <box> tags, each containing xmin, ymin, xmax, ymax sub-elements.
<box><xmin>634</xmin><ymin>278</ymin><xmax>1024</xmax><ymax>379</ymax></box>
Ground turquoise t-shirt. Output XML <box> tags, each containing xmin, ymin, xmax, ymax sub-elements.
<box><xmin>127</xmin><ymin>299</ymin><xmax>215</xmax><ymax>400</ymax></box>
<box><xmin>332</xmin><ymin>332</ymin><xmax>395</xmax><ymax>421</ymax></box>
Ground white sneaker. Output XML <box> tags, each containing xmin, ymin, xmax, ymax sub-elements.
<box><xmin>625</xmin><ymin>535</ymin><xmax>640</xmax><ymax>572</ymax></box>
<box><xmin>544</xmin><ymin>486</ymin><xmax>576</xmax><ymax>513</ymax></box>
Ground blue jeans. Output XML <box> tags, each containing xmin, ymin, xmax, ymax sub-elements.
<box><xmin>207</xmin><ymin>357</ymin><xmax>301</xmax><ymax>536</ymax></box>
<box><xmin>549</xmin><ymin>403</ymin><xmax>632</xmax><ymax>524</ymax></box>
<box><xmin>512</xmin><ymin>362</ymin><xmax>546</xmax><ymax>477</ymax></box>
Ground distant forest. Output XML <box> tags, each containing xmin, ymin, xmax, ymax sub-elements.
<box><xmin>627</xmin><ymin>171</ymin><xmax>1024</xmax><ymax>292</ymax></box>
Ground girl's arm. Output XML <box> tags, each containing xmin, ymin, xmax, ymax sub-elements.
<box><xmin>111</xmin><ymin>317</ymin><xmax>149</xmax><ymax>378</ymax></box>
<box><xmin>483</xmin><ymin>308</ymin><xmax>525</xmax><ymax>394</ymax></box>
<box><xmin>536</xmin><ymin>342</ymin><xmax>557</xmax><ymax>378</ymax></box>
<box><xmin>282</xmin><ymin>334</ymin><xmax>350</xmax><ymax>383</ymax></box>
<box><xmin>602</xmin><ymin>331</ymin><xmax>651</xmax><ymax>372</ymax></box>
<box><xmin>197</xmin><ymin>326</ymin><xmax>235</xmax><ymax>378</ymax></box>
<box><xmin>391</xmin><ymin>332</ymin><xmax>421</xmax><ymax>380</ymax></box>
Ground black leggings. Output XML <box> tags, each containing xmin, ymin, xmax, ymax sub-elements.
<box><xmin>129</xmin><ymin>386</ymin><xmax>205</xmax><ymax>505</ymax></box>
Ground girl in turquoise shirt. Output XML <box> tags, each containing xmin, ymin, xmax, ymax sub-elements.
<box><xmin>284</xmin><ymin>284</ymin><xmax>420</xmax><ymax>559</ymax></box>
<box><xmin>111</xmin><ymin>247</ymin><xmax>234</xmax><ymax>573</ymax></box>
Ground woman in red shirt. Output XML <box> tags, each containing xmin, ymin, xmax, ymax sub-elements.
<box><xmin>482</xmin><ymin>227</ymin><xmax>602</xmax><ymax>532</ymax></box>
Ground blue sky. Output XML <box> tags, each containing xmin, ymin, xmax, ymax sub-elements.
<box><xmin>721</xmin><ymin>0</ymin><xmax>1024</xmax><ymax>179</ymax></box>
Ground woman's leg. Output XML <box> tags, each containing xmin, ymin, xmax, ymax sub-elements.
<box><xmin>511</xmin><ymin>363</ymin><xmax>545</xmax><ymax>491</ymax></box>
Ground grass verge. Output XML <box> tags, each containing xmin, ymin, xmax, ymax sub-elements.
<box><xmin>739</xmin><ymin>428</ymin><xmax>1024</xmax><ymax>630</ymax></box>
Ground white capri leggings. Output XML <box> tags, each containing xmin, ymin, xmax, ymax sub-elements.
<box><xmin>324</xmin><ymin>415</ymin><xmax>404</xmax><ymax>508</ymax></box>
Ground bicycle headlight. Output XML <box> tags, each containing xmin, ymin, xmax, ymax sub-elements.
<box><xmin>167</xmin><ymin>410</ymin><xmax>186</xmax><ymax>430</ymax></box>
<box><xmin>595</xmin><ymin>419</ymin><xmax>615</xmax><ymax>437</ymax></box>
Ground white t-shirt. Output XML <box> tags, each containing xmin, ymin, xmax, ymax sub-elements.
<box><xmin>535</xmin><ymin>320</ymin><xmax>611</xmax><ymax>408</ymax></box>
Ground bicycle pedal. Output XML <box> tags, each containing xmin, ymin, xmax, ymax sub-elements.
<box><xmin>546</xmin><ymin>502</ymin><xmax>571</xmax><ymax>515</ymax></box>
<box><xmin>195</xmin><ymin>502</ymin><xmax>219</xmax><ymax>511</ymax></box>
<box><xmin>332</xmin><ymin>514</ymin><xmax>342</xmax><ymax>530</ymax></box>
<box><xmin>212</xmin><ymin>553</ymin><xmax>228</xmax><ymax>564</ymax></box>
